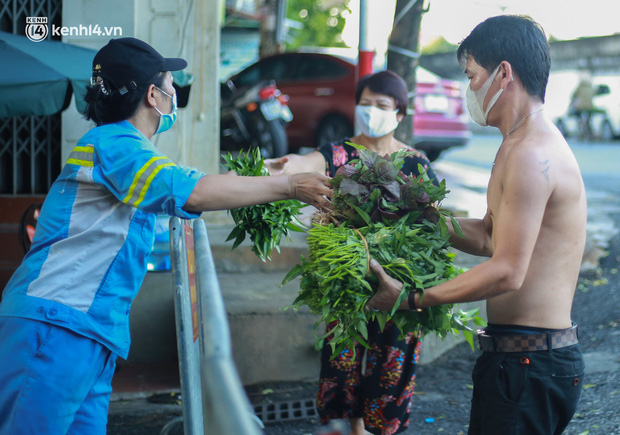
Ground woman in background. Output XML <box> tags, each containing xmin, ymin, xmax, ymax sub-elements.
<box><xmin>266</xmin><ymin>70</ymin><xmax>438</xmax><ymax>435</ymax></box>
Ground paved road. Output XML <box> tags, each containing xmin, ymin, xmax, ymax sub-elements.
<box><xmin>107</xmin><ymin>133</ymin><xmax>620</xmax><ymax>434</ymax></box>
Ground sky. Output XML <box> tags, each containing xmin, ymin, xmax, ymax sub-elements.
<box><xmin>340</xmin><ymin>0</ymin><xmax>620</xmax><ymax>117</ymax></box>
<box><xmin>342</xmin><ymin>0</ymin><xmax>620</xmax><ymax>51</ymax></box>
<box><xmin>420</xmin><ymin>0</ymin><xmax>619</xmax><ymax>44</ymax></box>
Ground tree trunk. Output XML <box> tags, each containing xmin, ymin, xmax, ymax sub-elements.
<box><xmin>387</xmin><ymin>0</ymin><xmax>426</xmax><ymax>146</ymax></box>
<box><xmin>259</xmin><ymin>0</ymin><xmax>286</xmax><ymax>58</ymax></box>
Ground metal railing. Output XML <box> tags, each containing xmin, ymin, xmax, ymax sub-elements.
<box><xmin>167</xmin><ymin>217</ymin><xmax>262</xmax><ymax>435</ymax></box>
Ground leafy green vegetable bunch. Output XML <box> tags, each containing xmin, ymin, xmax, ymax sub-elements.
<box><xmin>329</xmin><ymin>145</ymin><xmax>447</xmax><ymax>227</ymax></box>
<box><xmin>221</xmin><ymin>149</ymin><xmax>306</xmax><ymax>262</ymax></box>
<box><xmin>283</xmin><ymin>145</ymin><xmax>484</xmax><ymax>356</ymax></box>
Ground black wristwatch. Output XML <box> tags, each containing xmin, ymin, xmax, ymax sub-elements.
<box><xmin>408</xmin><ymin>292</ymin><xmax>418</xmax><ymax>311</ymax></box>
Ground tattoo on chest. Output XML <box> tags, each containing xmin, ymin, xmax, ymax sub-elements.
<box><xmin>540</xmin><ymin>159</ymin><xmax>550</xmax><ymax>182</ymax></box>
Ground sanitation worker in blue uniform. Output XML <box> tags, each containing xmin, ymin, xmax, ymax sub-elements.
<box><xmin>0</xmin><ymin>37</ymin><xmax>332</xmax><ymax>435</ymax></box>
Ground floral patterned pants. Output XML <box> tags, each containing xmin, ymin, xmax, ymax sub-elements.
<box><xmin>317</xmin><ymin>319</ymin><xmax>422</xmax><ymax>435</ymax></box>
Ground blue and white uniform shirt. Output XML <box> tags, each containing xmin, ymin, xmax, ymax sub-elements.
<box><xmin>0</xmin><ymin>120</ymin><xmax>204</xmax><ymax>358</ymax></box>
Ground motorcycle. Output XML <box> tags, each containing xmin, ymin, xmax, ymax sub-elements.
<box><xmin>220</xmin><ymin>79</ymin><xmax>293</xmax><ymax>158</ymax></box>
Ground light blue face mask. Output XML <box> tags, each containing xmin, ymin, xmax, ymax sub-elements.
<box><xmin>154</xmin><ymin>86</ymin><xmax>177</xmax><ymax>134</ymax></box>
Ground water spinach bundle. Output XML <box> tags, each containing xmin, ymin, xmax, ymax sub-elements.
<box><xmin>282</xmin><ymin>145</ymin><xmax>483</xmax><ymax>355</ymax></box>
<box><xmin>221</xmin><ymin>149</ymin><xmax>306</xmax><ymax>262</ymax></box>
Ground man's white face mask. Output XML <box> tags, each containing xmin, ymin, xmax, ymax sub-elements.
<box><xmin>465</xmin><ymin>65</ymin><xmax>509</xmax><ymax>126</ymax></box>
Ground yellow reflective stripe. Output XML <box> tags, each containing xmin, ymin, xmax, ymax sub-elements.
<box><xmin>66</xmin><ymin>158</ymin><xmax>94</xmax><ymax>167</ymax></box>
<box><xmin>73</xmin><ymin>146</ymin><xmax>94</xmax><ymax>153</ymax></box>
<box><xmin>122</xmin><ymin>156</ymin><xmax>169</xmax><ymax>204</ymax></box>
<box><xmin>67</xmin><ymin>145</ymin><xmax>94</xmax><ymax>167</ymax></box>
<box><xmin>133</xmin><ymin>162</ymin><xmax>176</xmax><ymax>207</ymax></box>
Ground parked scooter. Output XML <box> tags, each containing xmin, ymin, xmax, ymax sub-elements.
<box><xmin>220</xmin><ymin>79</ymin><xmax>293</xmax><ymax>158</ymax></box>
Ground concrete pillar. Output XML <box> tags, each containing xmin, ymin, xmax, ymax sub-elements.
<box><xmin>61</xmin><ymin>0</ymin><xmax>137</xmax><ymax>162</ymax></box>
<box><xmin>61</xmin><ymin>1</ymin><xmax>225</xmax><ymax>226</ymax></box>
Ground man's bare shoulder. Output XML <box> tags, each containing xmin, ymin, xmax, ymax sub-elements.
<box><xmin>501</xmin><ymin>116</ymin><xmax>585</xmax><ymax>219</ymax></box>
<box><xmin>502</xmin><ymin>119</ymin><xmax>577</xmax><ymax>180</ymax></box>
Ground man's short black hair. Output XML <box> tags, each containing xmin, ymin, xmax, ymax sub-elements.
<box><xmin>457</xmin><ymin>15</ymin><xmax>551</xmax><ymax>103</ymax></box>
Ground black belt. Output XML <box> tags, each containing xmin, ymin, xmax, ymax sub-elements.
<box><xmin>477</xmin><ymin>324</ymin><xmax>578</xmax><ymax>353</ymax></box>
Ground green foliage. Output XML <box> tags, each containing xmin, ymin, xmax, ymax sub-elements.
<box><xmin>221</xmin><ymin>149</ymin><xmax>306</xmax><ymax>262</ymax></box>
<box><xmin>329</xmin><ymin>144</ymin><xmax>451</xmax><ymax>228</ymax></box>
<box><xmin>420</xmin><ymin>36</ymin><xmax>458</xmax><ymax>55</ymax></box>
<box><xmin>286</xmin><ymin>0</ymin><xmax>351</xmax><ymax>50</ymax></box>
<box><xmin>282</xmin><ymin>145</ymin><xmax>482</xmax><ymax>355</ymax></box>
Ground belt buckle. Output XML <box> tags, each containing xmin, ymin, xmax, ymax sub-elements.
<box><xmin>477</xmin><ymin>330</ymin><xmax>496</xmax><ymax>352</ymax></box>
<box><xmin>476</xmin><ymin>330</ymin><xmax>484</xmax><ymax>351</ymax></box>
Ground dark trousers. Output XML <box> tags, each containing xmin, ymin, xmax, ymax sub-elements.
<box><xmin>468</xmin><ymin>344</ymin><xmax>585</xmax><ymax>435</ymax></box>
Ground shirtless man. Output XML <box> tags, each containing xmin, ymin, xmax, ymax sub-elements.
<box><xmin>367</xmin><ymin>15</ymin><xmax>587</xmax><ymax>434</ymax></box>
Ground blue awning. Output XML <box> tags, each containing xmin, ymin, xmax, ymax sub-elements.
<box><xmin>0</xmin><ymin>31</ymin><xmax>96</xmax><ymax>118</ymax></box>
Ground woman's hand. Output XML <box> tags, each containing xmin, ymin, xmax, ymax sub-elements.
<box><xmin>264</xmin><ymin>156</ymin><xmax>290</xmax><ymax>175</ymax></box>
<box><xmin>289</xmin><ymin>172</ymin><xmax>332</xmax><ymax>211</ymax></box>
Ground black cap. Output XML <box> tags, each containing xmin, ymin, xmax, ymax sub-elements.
<box><xmin>92</xmin><ymin>37</ymin><xmax>187</xmax><ymax>94</ymax></box>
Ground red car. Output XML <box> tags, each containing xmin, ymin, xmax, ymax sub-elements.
<box><xmin>227</xmin><ymin>52</ymin><xmax>471</xmax><ymax>161</ymax></box>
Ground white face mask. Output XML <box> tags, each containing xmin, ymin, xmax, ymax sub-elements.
<box><xmin>355</xmin><ymin>105</ymin><xmax>400</xmax><ymax>138</ymax></box>
<box><xmin>465</xmin><ymin>65</ymin><xmax>506</xmax><ymax>126</ymax></box>
<box><xmin>154</xmin><ymin>86</ymin><xmax>178</xmax><ymax>135</ymax></box>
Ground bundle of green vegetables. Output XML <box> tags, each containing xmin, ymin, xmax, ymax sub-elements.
<box><xmin>282</xmin><ymin>144</ymin><xmax>484</xmax><ymax>355</ymax></box>
<box><xmin>221</xmin><ymin>148</ymin><xmax>306</xmax><ymax>262</ymax></box>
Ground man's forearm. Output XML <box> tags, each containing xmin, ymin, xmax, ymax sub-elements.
<box><xmin>412</xmin><ymin>256</ymin><xmax>517</xmax><ymax>309</ymax></box>
<box><xmin>367</xmin><ymin>255</ymin><xmax>519</xmax><ymax>312</ymax></box>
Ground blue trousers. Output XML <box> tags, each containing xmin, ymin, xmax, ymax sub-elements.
<box><xmin>0</xmin><ymin>316</ymin><xmax>117</xmax><ymax>435</ymax></box>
